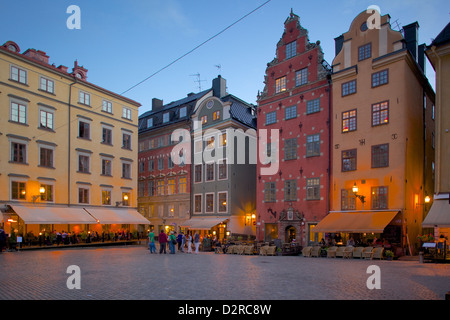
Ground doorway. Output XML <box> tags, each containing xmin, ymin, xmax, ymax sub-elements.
<box><xmin>286</xmin><ymin>226</ymin><xmax>296</xmax><ymax>243</ymax></box>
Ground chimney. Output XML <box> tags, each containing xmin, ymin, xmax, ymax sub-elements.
<box><xmin>152</xmin><ymin>98</ymin><xmax>164</xmax><ymax>111</ymax></box>
<box><xmin>23</xmin><ymin>49</ymin><xmax>50</xmax><ymax>64</ymax></box>
<box><xmin>403</xmin><ymin>22</ymin><xmax>419</xmax><ymax>61</ymax></box>
<box><xmin>212</xmin><ymin>75</ymin><xmax>227</xmax><ymax>98</ymax></box>
<box><xmin>334</xmin><ymin>35</ymin><xmax>344</xmax><ymax>56</ymax></box>
<box><xmin>418</xmin><ymin>43</ymin><xmax>426</xmax><ymax>74</ymax></box>
<box><xmin>57</xmin><ymin>65</ymin><xmax>68</xmax><ymax>73</ymax></box>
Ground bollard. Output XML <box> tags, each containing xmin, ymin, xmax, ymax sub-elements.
<box><xmin>419</xmin><ymin>251</ymin><xmax>424</xmax><ymax>263</ymax></box>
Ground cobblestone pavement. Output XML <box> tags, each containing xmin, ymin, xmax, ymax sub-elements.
<box><xmin>0</xmin><ymin>245</ymin><xmax>449</xmax><ymax>300</ymax></box>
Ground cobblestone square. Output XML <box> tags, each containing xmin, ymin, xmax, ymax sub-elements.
<box><xmin>0</xmin><ymin>245</ymin><xmax>449</xmax><ymax>300</ymax></box>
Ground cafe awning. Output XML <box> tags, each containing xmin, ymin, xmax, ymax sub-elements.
<box><xmin>83</xmin><ymin>208</ymin><xmax>150</xmax><ymax>225</ymax></box>
<box><xmin>313</xmin><ymin>210</ymin><xmax>399</xmax><ymax>233</ymax></box>
<box><xmin>181</xmin><ymin>217</ymin><xmax>227</xmax><ymax>230</ymax></box>
<box><xmin>422</xmin><ymin>199</ymin><xmax>450</xmax><ymax>228</ymax></box>
<box><xmin>9</xmin><ymin>204</ymin><xmax>98</xmax><ymax>224</ymax></box>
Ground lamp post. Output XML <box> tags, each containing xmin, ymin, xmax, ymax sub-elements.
<box><xmin>352</xmin><ymin>183</ymin><xmax>366</xmax><ymax>209</ymax></box>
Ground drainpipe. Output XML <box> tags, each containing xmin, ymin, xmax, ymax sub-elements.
<box><xmin>327</xmin><ymin>72</ymin><xmax>332</xmax><ymax>219</ymax></box>
<box><xmin>68</xmin><ymin>80</ymin><xmax>77</xmax><ymax>206</ymax></box>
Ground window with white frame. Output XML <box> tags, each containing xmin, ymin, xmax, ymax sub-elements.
<box><xmin>38</xmin><ymin>144</ymin><xmax>55</xmax><ymax>168</ymax></box>
<box><xmin>78</xmin><ymin>186</ymin><xmax>90</xmax><ymax>204</ymax></box>
<box><xmin>218</xmin><ymin>192</ymin><xmax>227</xmax><ymax>213</ymax></box>
<box><xmin>79</xmin><ymin>91</ymin><xmax>90</xmax><ymax>105</ymax></box>
<box><xmin>206</xmin><ymin>163</ymin><xmax>215</xmax><ymax>181</ymax></box>
<box><xmin>39</xmin><ymin>77</ymin><xmax>54</xmax><ymax>93</ymax></box>
<box><xmin>10</xmin><ymin>99</ymin><xmax>27</xmax><ymax>124</ymax></box>
<box><xmin>78</xmin><ymin>153</ymin><xmax>90</xmax><ymax>173</ymax></box>
<box><xmin>122</xmin><ymin>107</ymin><xmax>132</xmax><ymax>120</ymax></box>
<box><xmin>179</xmin><ymin>106</ymin><xmax>187</xmax><ymax>118</ymax></box>
<box><xmin>218</xmin><ymin>159</ymin><xmax>227</xmax><ymax>180</ymax></box>
<box><xmin>11</xmin><ymin>180</ymin><xmax>26</xmax><ymax>200</ymax></box>
<box><xmin>122</xmin><ymin>161</ymin><xmax>132</xmax><ymax>179</ymax></box>
<box><xmin>40</xmin><ymin>183</ymin><xmax>54</xmax><ymax>202</ymax></box>
<box><xmin>122</xmin><ymin>131</ymin><xmax>132</xmax><ymax>150</ymax></box>
<box><xmin>9</xmin><ymin>137</ymin><xmax>28</xmax><ymax>164</ymax></box>
<box><xmin>205</xmin><ymin>193</ymin><xmax>214</xmax><ymax>213</ymax></box>
<box><xmin>163</xmin><ymin>112</ymin><xmax>170</xmax><ymax>123</ymax></box>
<box><xmin>102</xmin><ymin>100</ymin><xmax>113</xmax><ymax>113</ymax></box>
<box><xmin>78</xmin><ymin>118</ymin><xmax>91</xmax><ymax>139</ymax></box>
<box><xmin>102</xmin><ymin>189</ymin><xmax>112</xmax><ymax>205</ymax></box>
<box><xmin>101</xmin><ymin>158</ymin><xmax>112</xmax><ymax>176</ymax></box>
<box><xmin>194</xmin><ymin>194</ymin><xmax>202</xmax><ymax>213</ymax></box>
<box><xmin>10</xmin><ymin>65</ymin><xmax>27</xmax><ymax>84</ymax></box>
<box><xmin>39</xmin><ymin>106</ymin><xmax>55</xmax><ymax>130</ymax></box>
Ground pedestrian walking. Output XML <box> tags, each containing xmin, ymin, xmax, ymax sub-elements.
<box><xmin>177</xmin><ymin>232</ymin><xmax>183</xmax><ymax>251</ymax></box>
<box><xmin>181</xmin><ymin>232</ymin><xmax>186</xmax><ymax>253</ymax></box>
<box><xmin>148</xmin><ymin>228</ymin><xmax>156</xmax><ymax>254</ymax></box>
<box><xmin>168</xmin><ymin>231</ymin><xmax>176</xmax><ymax>254</ymax></box>
<box><xmin>158</xmin><ymin>229</ymin><xmax>167</xmax><ymax>254</ymax></box>
<box><xmin>0</xmin><ymin>228</ymin><xmax>6</xmax><ymax>253</ymax></box>
<box><xmin>194</xmin><ymin>232</ymin><xmax>200</xmax><ymax>254</ymax></box>
<box><xmin>187</xmin><ymin>233</ymin><xmax>192</xmax><ymax>253</ymax></box>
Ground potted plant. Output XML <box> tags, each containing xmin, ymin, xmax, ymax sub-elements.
<box><xmin>276</xmin><ymin>247</ymin><xmax>282</xmax><ymax>256</ymax></box>
<box><xmin>385</xmin><ymin>250</ymin><xmax>394</xmax><ymax>260</ymax></box>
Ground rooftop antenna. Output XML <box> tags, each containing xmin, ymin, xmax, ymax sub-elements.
<box><xmin>392</xmin><ymin>19</ymin><xmax>402</xmax><ymax>32</ymax></box>
<box><xmin>190</xmin><ymin>73</ymin><xmax>206</xmax><ymax>91</ymax></box>
<box><xmin>214</xmin><ymin>64</ymin><xmax>222</xmax><ymax>75</ymax></box>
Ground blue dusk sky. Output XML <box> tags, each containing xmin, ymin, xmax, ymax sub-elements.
<box><xmin>1</xmin><ymin>0</ymin><xmax>448</xmax><ymax>114</ymax></box>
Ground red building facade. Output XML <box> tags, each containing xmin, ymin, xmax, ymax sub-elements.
<box><xmin>256</xmin><ymin>11</ymin><xmax>331</xmax><ymax>245</ymax></box>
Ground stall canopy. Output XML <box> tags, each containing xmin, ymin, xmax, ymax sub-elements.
<box><xmin>181</xmin><ymin>218</ymin><xmax>227</xmax><ymax>230</ymax></box>
<box><xmin>9</xmin><ymin>204</ymin><xmax>98</xmax><ymax>224</ymax></box>
<box><xmin>422</xmin><ymin>199</ymin><xmax>450</xmax><ymax>228</ymax></box>
<box><xmin>313</xmin><ymin>210</ymin><xmax>399</xmax><ymax>233</ymax></box>
<box><xmin>83</xmin><ymin>208</ymin><xmax>150</xmax><ymax>225</ymax></box>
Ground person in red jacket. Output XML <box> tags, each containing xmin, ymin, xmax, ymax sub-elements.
<box><xmin>158</xmin><ymin>229</ymin><xmax>168</xmax><ymax>254</ymax></box>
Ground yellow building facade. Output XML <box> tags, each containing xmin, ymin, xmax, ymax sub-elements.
<box><xmin>315</xmin><ymin>12</ymin><xmax>435</xmax><ymax>255</ymax></box>
<box><xmin>0</xmin><ymin>41</ymin><xmax>148</xmax><ymax>240</ymax></box>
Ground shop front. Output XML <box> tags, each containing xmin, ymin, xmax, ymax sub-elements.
<box><xmin>313</xmin><ymin>210</ymin><xmax>402</xmax><ymax>253</ymax></box>
<box><xmin>0</xmin><ymin>203</ymin><xmax>150</xmax><ymax>248</ymax></box>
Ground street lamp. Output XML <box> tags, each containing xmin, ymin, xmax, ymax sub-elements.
<box><xmin>32</xmin><ymin>186</ymin><xmax>46</xmax><ymax>203</ymax></box>
<box><xmin>352</xmin><ymin>183</ymin><xmax>366</xmax><ymax>208</ymax></box>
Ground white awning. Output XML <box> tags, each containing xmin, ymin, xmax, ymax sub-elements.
<box><xmin>422</xmin><ymin>199</ymin><xmax>450</xmax><ymax>228</ymax></box>
<box><xmin>10</xmin><ymin>204</ymin><xmax>98</xmax><ymax>224</ymax></box>
<box><xmin>181</xmin><ymin>218</ymin><xmax>227</xmax><ymax>230</ymax></box>
<box><xmin>83</xmin><ymin>208</ymin><xmax>150</xmax><ymax>225</ymax></box>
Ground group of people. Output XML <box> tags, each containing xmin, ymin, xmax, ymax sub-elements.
<box><xmin>147</xmin><ymin>228</ymin><xmax>201</xmax><ymax>254</ymax></box>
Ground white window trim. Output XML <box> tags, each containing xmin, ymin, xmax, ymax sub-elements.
<box><xmin>101</xmin><ymin>187</ymin><xmax>113</xmax><ymax>206</ymax></box>
<box><xmin>194</xmin><ymin>164</ymin><xmax>202</xmax><ymax>184</ymax></box>
<box><xmin>10</xmin><ymin>97</ymin><xmax>28</xmax><ymax>125</ymax></box>
<box><xmin>121</xmin><ymin>160</ymin><xmax>132</xmax><ymax>179</ymax></box>
<box><xmin>37</xmin><ymin>142</ymin><xmax>56</xmax><ymax>168</ymax></box>
<box><xmin>9</xmin><ymin>136</ymin><xmax>29</xmax><ymax>164</ymax></box>
<box><xmin>39</xmin><ymin>76</ymin><xmax>55</xmax><ymax>94</ymax></box>
<box><xmin>9</xmin><ymin>176</ymin><xmax>28</xmax><ymax>201</ymax></box>
<box><xmin>38</xmin><ymin>105</ymin><xmax>55</xmax><ymax>130</ymax></box>
<box><xmin>122</xmin><ymin>107</ymin><xmax>132</xmax><ymax>120</ymax></box>
<box><xmin>78</xmin><ymin>90</ymin><xmax>91</xmax><ymax>105</ymax></box>
<box><xmin>194</xmin><ymin>193</ymin><xmax>202</xmax><ymax>214</ymax></box>
<box><xmin>101</xmin><ymin>124</ymin><xmax>114</xmax><ymax>145</ymax></box>
<box><xmin>38</xmin><ymin>179</ymin><xmax>55</xmax><ymax>203</ymax></box>
<box><xmin>77</xmin><ymin>185</ymin><xmax>91</xmax><ymax>204</ymax></box>
<box><xmin>100</xmin><ymin>156</ymin><xmax>113</xmax><ymax>176</ymax></box>
<box><xmin>205</xmin><ymin>161</ymin><xmax>215</xmax><ymax>182</ymax></box>
<box><xmin>218</xmin><ymin>158</ymin><xmax>228</xmax><ymax>180</ymax></box>
<box><xmin>10</xmin><ymin>64</ymin><xmax>27</xmax><ymax>84</ymax></box>
<box><xmin>102</xmin><ymin>99</ymin><xmax>113</xmax><ymax>113</ymax></box>
<box><xmin>78</xmin><ymin>117</ymin><xmax>91</xmax><ymax>139</ymax></box>
<box><xmin>205</xmin><ymin>192</ymin><xmax>215</xmax><ymax>213</ymax></box>
<box><xmin>77</xmin><ymin>151</ymin><xmax>91</xmax><ymax>173</ymax></box>
<box><xmin>217</xmin><ymin>191</ymin><xmax>228</xmax><ymax>213</ymax></box>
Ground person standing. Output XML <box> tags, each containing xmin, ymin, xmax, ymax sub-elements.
<box><xmin>148</xmin><ymin>228</ymin><xmax>156</xmax><ymax>254</ymax></box>
<box><xmin>187</xmin><ymin>233</ymin><xmax>193</xmax><ymax>254</ymax></box>
<box><xmin>0</xmin><ymin>228</ymin><xmax>6</xmax><ymax>253</ymax></box>
<box><xmin>158</xmin><ymin>229</ymin><xmax>167</xmax><ymax>254</ymax></box>
<box><xmin>168</xmin><ymin>231</ymin><xmax>176</xmax><ymax>254</ymax></box>
<box><xmin>180</xmin><ymin>232</ymin><xmax>186</xmax><ymax>253</ymax></box>
<box><xmin>194</xmin><ymin>232</ymin><xmax>200</xmax><ymax>254</ymax></box>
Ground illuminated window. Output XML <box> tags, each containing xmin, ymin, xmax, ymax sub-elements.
<box><xmin>275</xmin><ymin>76</ymin><xmax>286</xmax><ymax>93</ymax></box>
<box><xmin>342</xmin><ymin>109</ymin><xmax>357</xmax><ymax>132</ymax></box>
<box><xmin>213</xmin><ymin>111</ymin><xmax>220</xmax><ymax>121</ymax></box>
<box><xmin>372</xmin><ymin>101</ymin><xmax>389</xmax><ymax>126</ymax></box>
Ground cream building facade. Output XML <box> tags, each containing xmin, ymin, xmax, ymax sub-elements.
<box><xmin>0</xmin><ymin>41</ymin><xmax>148</xmax><ymax>239</ymax></box>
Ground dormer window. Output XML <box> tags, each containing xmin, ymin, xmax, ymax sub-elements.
<box><xmin>179</xmin><ymin>106</ymin><xmax>187</xmax><ymax>118</ymax></box>
<box><xmin>147</xmin><ymin>118</ymin><xmax>153</xmax><ymax>128</ymax></box>
<box><xmin>163</xmin><ymin>112</ymin><xmax>170</xmax><ymax>123</ymax></box>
